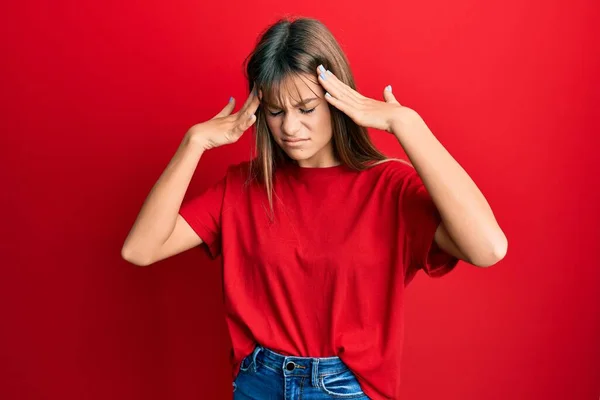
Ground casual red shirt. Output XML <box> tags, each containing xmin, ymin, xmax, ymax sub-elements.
<box><xmin>179</xmin><ymin>159</ymin><xmax>460</xmax><ymax>400</ymax></box>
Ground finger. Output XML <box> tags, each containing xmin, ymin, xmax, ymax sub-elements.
<box><xmin>323</xmin><ymin>91</ymin><xmax>352</xmax><ymax>116</ymax></box>
<box><xmin>230</xmin><ymin>112</ymin><xmax>257</xmax><ymax>139</ymax></box>
<box><xmin>237</xmin><ymin>92</ymin><xmax>260</xmax><ymax>124</ymax></box>
<box><xmin>212</xmin><ymin>97</ymin><xmax>236</xmax><ymax>119</ymax></box>
<box><xmin>383</xmin><ymin>85</ymin><xmax>400</xmax><ymax>105</ymax></box>
<box><xmin>236</xmin><ymin>83</ymin><xmax>260</xmax><ymax>118</ymax></box>
<box><xmin>317</xmin><ymin>65</ymin><xmax>360</xmax><ymax>105</ymax></box>
<box><xmin>317</xmin><ymin>66</ymin><xmax>344</xmax><ymax>101</ymax></box>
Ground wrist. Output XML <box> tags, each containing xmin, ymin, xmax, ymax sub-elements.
<box><xmin>182</xmin><ymin>132</ymin><xmax>209</xmax><ymax>154</ymax></box>
<box><xmin>390</xmin><ymin>108</ymin><xmax>423</xmax><ymax>138</ymax></box>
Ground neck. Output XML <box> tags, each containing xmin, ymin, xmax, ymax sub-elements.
<box><xmin>295</xmin><ymin>155</ymin><xmax>340</xmax><ymax>168</ymax></box>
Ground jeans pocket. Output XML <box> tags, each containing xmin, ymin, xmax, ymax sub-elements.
<box><xmin>319</xmin><ymin>369</ymin><xmax>366</xmax><ymax>398</ymax></box>
<box><xmin>239</xmin><ymin>354</ymin><xmax>254</xmax><ymax>373</ymax></box>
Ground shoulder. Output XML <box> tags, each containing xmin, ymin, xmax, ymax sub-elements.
<box><xmin>359</xmin><ymin>158</ymin><xmax>428</xmax><ymax>200</ymax></box>
<box><xmin>222</xmin><ymin>160</ymin><xmax>253</xmax><ymax>182</ymax></box>
<box><xmin>363</xmin><ymin>158</ymin><xmax>416</xmax><ymax>181</ymax></box>
<box><xmin>220</xmin><ymin>160</ymin><xmax>264</xmax><ymax>197</ymax></box>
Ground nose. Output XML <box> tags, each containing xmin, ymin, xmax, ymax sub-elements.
<box><xmin>281</xmin><ymin>113</ymin><xmax>301</xmax><ymax>137</ymax></box>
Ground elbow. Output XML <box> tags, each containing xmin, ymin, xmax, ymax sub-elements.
<box><xmin>471</xmin><ymin>234</ymin><xmax>508</xmax><ymax>268</ymax></box>
<box><xmin>121</xmin><ymin>245</ymin><xmax>153</xmax><ymax>267</ymax></box>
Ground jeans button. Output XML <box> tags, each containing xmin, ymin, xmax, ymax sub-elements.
<box><xmin>285</xmin><ymin>362</ymin><xmax>295</xmax><ymax>371</ymax></box>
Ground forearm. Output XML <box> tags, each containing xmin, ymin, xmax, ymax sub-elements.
<box><xmin>391</xmin><ymin>110</ymin><xmax>507</xmax><ymax>265</ymax></box>
<box><xmin>121</xmin><ymin>136</ymin><xmax>205</xmax><ymax>264</ymax></box>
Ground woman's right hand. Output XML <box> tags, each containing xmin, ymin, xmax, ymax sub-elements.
<box><xmin>185</xmin><ymin>84</ymin><xmax>261</xmax><ymax>151</ymax></box>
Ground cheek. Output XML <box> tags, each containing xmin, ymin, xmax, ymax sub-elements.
<box><xmin>264</xmin><ymin>118</ymin><xmax>279</xmax><ymax>136</ymax></box>
<box><xmin>314</xmin><ymin>115</ymin><xmax>333</xmax><ymax>140</ymax></box>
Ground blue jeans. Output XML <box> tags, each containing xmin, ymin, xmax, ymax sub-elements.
<box><xmin>233</xmin><ymin>344</ymin><xmax>371</xmax><ymax>399</ymax></box>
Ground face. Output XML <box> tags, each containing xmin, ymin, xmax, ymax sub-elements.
<box><xmin>260</xmin><ymin>73</ymin><xmax>337</xmax><ymax>168</ymax></box>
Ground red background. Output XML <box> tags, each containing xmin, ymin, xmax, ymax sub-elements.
<box><xmin>2</xmin><ymin>0</ymin><xmax>599</xmax><ymax>399</ymax></box>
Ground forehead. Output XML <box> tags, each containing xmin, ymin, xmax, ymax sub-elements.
<box><xmin>262</xmin><ymin>72</ymin><xmax>322</xmax><ymax>107</ymax></box>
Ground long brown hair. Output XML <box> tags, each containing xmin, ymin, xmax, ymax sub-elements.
<box><xmin>243</xmin><ymin>16</ymin><xmax>407</xmax><ymax>216</ymax></box>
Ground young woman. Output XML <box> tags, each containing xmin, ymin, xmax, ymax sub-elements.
<box><xmin>122</xmin><ymin>16</ymin><xmax>507</xmax><ymax>400</ymax></box>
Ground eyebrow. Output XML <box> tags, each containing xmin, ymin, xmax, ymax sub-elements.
<box><xmin>266</xmin><ymin>97</ymin><xmax>319</xmax><ymax>109</ymax></box>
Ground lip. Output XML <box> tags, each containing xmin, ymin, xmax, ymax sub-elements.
<box><xmin>283</xmin><ymin>138</ymin><xmax>309</xmax><ymax>142</ymax></box>
<box><xmin>282</xmin><ymin>138</ymin><xmax>309</xmax><ymax>146</ymax></box>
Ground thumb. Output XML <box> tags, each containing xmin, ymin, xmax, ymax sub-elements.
<box><xmin>383</xmin><ymin>85</ymin><xmax>400</xmax><ymax>105</ymax></box>
<box><xmin>212</xmin><ymin>97</ymin><xmax>236</xmax><ymax>119</ymax></box>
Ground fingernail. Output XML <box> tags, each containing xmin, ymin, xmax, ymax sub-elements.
<box><xmin>385</xmin><ymin>85</ymin><xmax>392</xmax><ymax>92</ymax></box>
<box><xmin>320</xmin><ymin>72</ymin><xmax>327</xmax><ymax>80</ymax></box>
<box><xmin>318</xmin><ymin>65</ymin><xmax>326</xmax><ymax>73</ymax></box>
<box><xmin>229</xmin><ymin>96</ymin><xmax>233</xmax><ymax>102</ymax></box>
<box><xmin>325</xmin><ymin>92</ymin><xmax>331</xmax><ymax>98</ymax></box>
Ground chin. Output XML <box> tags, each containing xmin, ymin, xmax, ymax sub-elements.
<box><xmin>282</xmin><ymin>148</ymin><xmax>316</xmax><ymax>161</ymax></box>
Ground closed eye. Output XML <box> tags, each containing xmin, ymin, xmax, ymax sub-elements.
<box><xmin>268</xmin><ymin>107</ymin><xmax>316</xmax><ymax>117</ymax></box>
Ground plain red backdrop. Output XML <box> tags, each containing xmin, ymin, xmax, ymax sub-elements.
<box><xmin>1</xmin><ymin>0</ymin><xmax>599</xmax><ymax>399</ymax></box>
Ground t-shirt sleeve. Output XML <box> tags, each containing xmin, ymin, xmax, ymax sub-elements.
<box><xmin>178</xmin><ymin>172</ymin><xmax>228</xmax><ymax>259</ymax></box>
<box><xmin>399</xmin><ymin>167</ymin><xmax>460</xmax><ymax>278</ymax></box>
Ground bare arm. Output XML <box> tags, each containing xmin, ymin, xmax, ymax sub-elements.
<box><xmin>121</xmin><ymin>139</ymin><xmax>206</xmax><ymax>266</ymax></box>
<box><xmin>121</xmin><ymin>86</ymin><xmax>260</xmax><ymax>266</ymax></box>
<box><xmin>390</xmin><ymin>109</ymin><xmax>507</xmax><ymax>267</ymax></box>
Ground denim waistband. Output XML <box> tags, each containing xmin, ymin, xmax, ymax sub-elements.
<box><xmin>247</xmin><ymin>344</ymin><xmax>350</xmax><ymax>378</ymax></box>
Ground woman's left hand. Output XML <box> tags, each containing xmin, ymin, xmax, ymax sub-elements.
<box><xmin>316</xmin><ymin>65</ymin><xmax>414</xmax><ymax>133</ymax></box>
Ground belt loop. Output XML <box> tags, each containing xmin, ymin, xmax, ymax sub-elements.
<box><xmin>252</xmin><ymin>345</ymin><xmax>262</xmax><ymax>373</ymax></box>
<box><xmin>311</xmin><ymin>358</ymin><xmax>320</xmax><ymax>387</ymax></box>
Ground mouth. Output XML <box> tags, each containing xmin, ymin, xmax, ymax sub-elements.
<box><xmin>282</xmin><ymin>138</ymin><xmax>309</xmax><ymax>146</ymax></box>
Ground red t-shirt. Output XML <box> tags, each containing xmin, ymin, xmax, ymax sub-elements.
<box><xmin>179</xmin><ymin>159</ymin><xmax>460</xmax><ymax>400</ymax></box>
